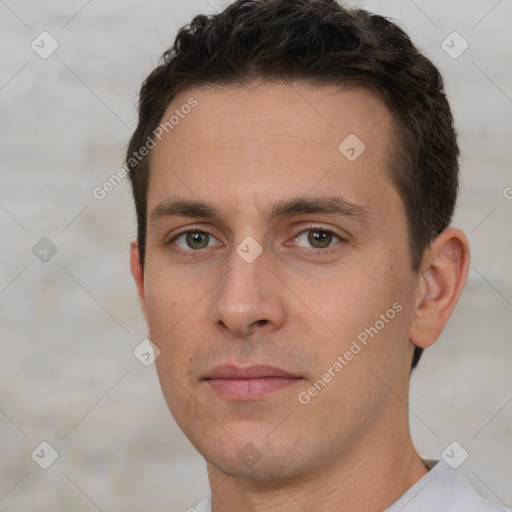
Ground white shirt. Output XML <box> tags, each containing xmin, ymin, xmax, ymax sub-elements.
<box><xmin>186</xmin><ymin>459</ymin><xmax>510</xmax><ymax>512</ymax></box>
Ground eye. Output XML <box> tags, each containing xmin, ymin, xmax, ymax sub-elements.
<box><xmin>171</xmin><ymin>230</ymin><xmax>221</xmax><ymax>251</ymax></box>
<box><xmin>293</xmin><ymin>227</ymin><xmax>343</xmax><ymax>250</ymax></box>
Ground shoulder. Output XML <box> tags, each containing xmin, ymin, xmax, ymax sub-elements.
<box><xmin>386</xmin><ymin>460</ymin><xmax>510</xmax><ymax>512</ymax></box>
<box><xmin>184</xmin><ymin>495</ymin><xmax>211</xmax><ymax>512</ymax></box>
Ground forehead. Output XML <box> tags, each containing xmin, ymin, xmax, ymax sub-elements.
<box><xmin>147</xmin><ymin>81</ymin><xmax>398</xmax><ymax>220</ymax></box>
<box><xmin>161</xmin><ymin>81</ymin><xmax>390</xmax><ymax>151</ymax></box>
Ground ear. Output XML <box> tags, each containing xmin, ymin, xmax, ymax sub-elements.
<box><xmin>130</xmin><ymin>241</ymin><xmax>150</xmax><ymax>326</ymax></box>
<box><xmin>409</xmin><ymin>228</ymin><xmax>470</xmax><ymax>348</ymax></box>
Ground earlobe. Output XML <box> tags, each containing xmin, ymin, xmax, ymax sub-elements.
<box><xmin>409</xmin><ymin>228</ymin><xmax>470</xmax><ymax>349</ymax></box>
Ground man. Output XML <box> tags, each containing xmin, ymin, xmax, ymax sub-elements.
<box><xmin>126</xmin><ymin>1</ymin><xmax>509</xmax><ymax>510</ymax></box>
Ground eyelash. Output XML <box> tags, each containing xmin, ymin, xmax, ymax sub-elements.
<box><xmin>166</xmin><ymin>225</ymin><xmax>345</xmax><ymax>256</ymax></box>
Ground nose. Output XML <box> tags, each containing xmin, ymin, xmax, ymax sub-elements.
<box><xmin>210</xmin><ymin>242</ymin><xmax>286</xmax><ymax>338</ymax></box>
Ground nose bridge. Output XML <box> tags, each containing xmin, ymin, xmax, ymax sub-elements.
<box><xmin>211</xmin><ymin>241</ymin><xmax>284</xmax><ymax>336</ymax></box>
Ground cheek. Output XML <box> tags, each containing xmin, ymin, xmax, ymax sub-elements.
<box><xmin>144</xmin><ymin>268</ymin><xmax>209</xmax><ymax>367</ymax></box>
<box><xmin>302</xmin><ymin>263</ymin><xmax>398</xmax><ymax>336</ymax></box>
<box><xmin>145</xmin><ymin>281</ymin><xmax>176</xmax><ymax>337</ymax></box>
<box><xmin>304</xmin><ymin>260</ymin><xmax>414</xmax><ymax>374</ymax></box>
<box><xmin>143</xmin><ymin>262</ymin><xmax>193</xmax><ymax>330</ymax></box>
<box><xmin>144</xmin><ymin>290</ymin><xmax>189</xmax><ymax>366</ymax></box>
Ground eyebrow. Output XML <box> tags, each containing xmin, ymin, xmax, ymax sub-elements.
<box><xmin>150</xmin><ymin>195</ymin><xmax>371</xmax><ymax>224</ymax></box>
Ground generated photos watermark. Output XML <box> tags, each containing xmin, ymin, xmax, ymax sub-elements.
<box><xmin>298</xmin><ymin>301</ymin><xmax>403</xmax><ymax>405</ymax></box>
<box><xmin>93</xmin><ymin>97</ymin><xmax>198</xmax><ymax>200</ymax></box>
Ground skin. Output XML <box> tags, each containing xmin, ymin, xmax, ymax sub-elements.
<box><xmin>130</xmin><ymin>81</ymin><xmax>470</xmax><ymax>511</ymax></box>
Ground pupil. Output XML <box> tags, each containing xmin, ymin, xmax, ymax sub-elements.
<box><xmin>308</xmin><ymin>230</ymin><xmax>331</xmax><ymax>248</ymax></box>
<box><xmin>187</xmin><ymin>232</ymin><xmax>208</xmax><ymax>249</ymax></box>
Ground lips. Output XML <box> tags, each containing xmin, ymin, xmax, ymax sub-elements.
<box><xmin>205</xmin><ymin>364</ymin><xmax>299</xmax><ymax>380</ymax></box>
<box><xmin>203</xmin><ymin>364</ymin><xmax>303</xmax><ymax>400</ymax></box>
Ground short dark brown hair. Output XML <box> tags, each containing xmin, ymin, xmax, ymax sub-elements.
<box><xmin>126</xmin><ymin>0</ymin><xmax>460</xmax><ymax>370</ymax></box>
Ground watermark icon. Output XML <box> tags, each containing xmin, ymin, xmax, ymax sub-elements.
<box><xmin>298</xmin><ymin>302</ymin><xmax>403</xmax><ymax>405</ymax></box>
<box><xmin>31</xmin><ymin>441</ymin><xmax>59</xmax><ymax>469</ymax></box>
<box><xmin>503</xmin><ymin>186</ymin><xmax>512</xmax><ymax>200</ymax></box>
<box><xmin>441</xmin><ymin>31</ymin><xmax>469</xmax><ymax>59</ymax></box>
<box><xmin>93</xmin><ymin>97</ymin><xmax>198</xmax><ymax>200</ymax></box>
<box><xmin>32</xmin><ymin>237</ymin><xmax>58</xmax><ymax>263</ymax></box>
<box><xmin>236</xmin><ymin>236</ymin><xmax>263</xmax><ymax>263</ymax></box>
<box><xmin>237</xmin><ymin>442</ymin><xmax>263</xmax><ymax>468</ymax></box>
<box><xmin>133</xmin><ymin>338</ymin><xmax>161</xmax><ymax>366</ymax></box>
<box><xmin>441</xmin><ymin>441</ymin><xmax>469</xmax><ymax>469</ymax></box>
<box><xmin>338</xmin><ymin>134</ymin><xmax>366</xmax><ymax>161</ymax></box>
<box><xmin>31</xmin><ymin>32</ymin><xmax>59</xmax><ymax>59</ymax></box>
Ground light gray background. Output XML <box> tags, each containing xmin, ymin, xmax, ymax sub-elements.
<box><xmin>1</xmin><ymin>0</ymin><xmax>511</xmax><ymax>511</ymax></box>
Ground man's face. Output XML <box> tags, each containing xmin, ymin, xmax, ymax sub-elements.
<box><xmin>132</xmin><ymin>81</ymin><xmax>422</xmax><ymax>480</ymax></box>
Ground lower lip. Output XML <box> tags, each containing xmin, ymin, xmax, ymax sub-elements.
<box><xmin>205</xmin><ymin>377</ymin><xmax>302</xmax><ymax>400</ymax></box>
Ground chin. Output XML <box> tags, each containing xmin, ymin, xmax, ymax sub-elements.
<box><xmin>206</xmin><ymin>451</ymin><xmax>301</xmax><ymax>481</ymax></box>
<box><xmin>199</xmin><ymin>432</ymin><xmax>314</xmax><ymax>482</ymax></box>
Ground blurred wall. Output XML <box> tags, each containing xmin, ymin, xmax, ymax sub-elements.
<box><xmin>0</xmin><ymin>0</ymin><xmax>511</xmax><ymax>510</ymax></box>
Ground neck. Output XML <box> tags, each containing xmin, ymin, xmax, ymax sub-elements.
<box><xmin>207</xmin><ymin>405</ymin><xmax>428</xmax><ymax>512</ymax></box>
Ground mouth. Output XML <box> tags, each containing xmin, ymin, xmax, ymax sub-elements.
<box><xmin>203</xmin><ymin>364</ymin><xmax>304</xmax><ymax>401</ymax></box>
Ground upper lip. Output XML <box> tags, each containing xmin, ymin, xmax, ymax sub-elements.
<box><xmin>204</xmin><ymin>364</ymin><xmax>301</xmax><ymax>380</ymax></box>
